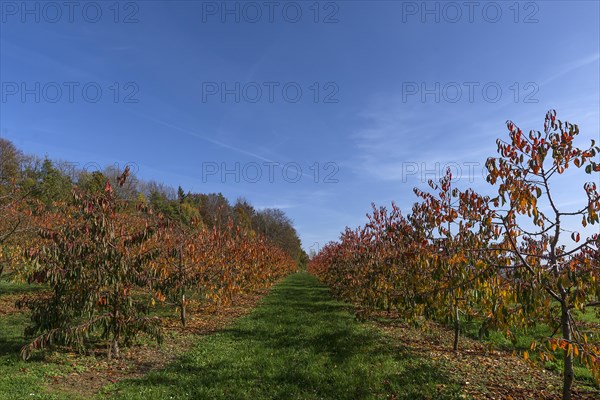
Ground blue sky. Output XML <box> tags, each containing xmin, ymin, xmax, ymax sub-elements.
<box><xmin>1</xmin><ymin>0</ymin><xmax>599</xmax><ymax>251</ymax></box>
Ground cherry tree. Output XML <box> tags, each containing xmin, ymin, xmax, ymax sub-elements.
<box><xmin>485</xmin><ymin>110</ymin><xmax>600</xmax><ymax>399</ymax></box>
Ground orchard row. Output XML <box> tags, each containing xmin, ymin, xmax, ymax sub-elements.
<box><xmin>309</xmin><ymin>111</ymin><xmax>600</xmax><ymax>400</ymax></box>
<box><xmin>0</xmin><ymin>156</ymin><xmax>299</xmax><ymax>361</ymax></box>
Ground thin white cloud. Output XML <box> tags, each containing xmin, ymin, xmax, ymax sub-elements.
<box><xmin>539</xmin><ymin>53</ymin><xmax>600</xmax><ymax>87</ymax></box>
<box><xmin>350</xmin><ymin>99</ymin><xmax>495</xmax><ymax>183</ymax></box>
<box><xmin>125</xmin><ymin>110</ymin><xmax>319</xmax><ymax>180</ymax></box>
<box><xmin>127</xmin><ymin>110</ymin><xmax>275</xmax><ymax>162</ymax></box>
<box><xmin>254</xmin><ymin>204</ymin><xmax>297</xmax><ymax>210</ymax></box>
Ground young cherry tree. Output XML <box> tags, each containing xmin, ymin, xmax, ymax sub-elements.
<box><xmin>412</xmin><ymin>169</ymin><xmax>496</xmax><ymax>351</ymax></box>
<box><xmin>0</xmin><ymin>186</ymin><xmax>23</xmax><ymax>277</ymax></box>
<box><xmin>362</xmin><ymin>203</ymin><xmax>415</xmax><ymax>314</ymax></box>
<box><xmin>485</xmin><ymin>110</ymin><xmax>600</xmax><ymax>399</ymax></box>
<box><xmin>152</xmin><ymin>187</ymin><xmax>203</xmax><ymax>328</ymax></box>
<box><xmin>154</xmin><ymin>216</ymin><xmax>207</xmax><ymax>327</ymax></box>
<box><xmin>0</xmin><ymin>184</ymin><xmax>39</xmax><ymax>278</ymax></box>
<box><xmin>22</xmin><ymin>170</ymin><xmax>163</xmax><ymax>360</ymax></box>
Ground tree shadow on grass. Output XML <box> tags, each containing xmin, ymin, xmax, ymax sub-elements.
<box><xmin>0</xmin><ymin>313</ymin><xmax>28</xmax><ymax>357</ymax></box>
<box><xmin>0</xmin><ymin>334</ymin><xmax>24</xmax><ymax>357</ymax></box>
<box><xmin>0</xmin><ymin>277</ymin><xmax>45</xmax><ymax>296</ymax></box>
<box><xmin>106</xmin><ymin>274</ymin><xmax>463</xmax><ymax>400</ymax></box>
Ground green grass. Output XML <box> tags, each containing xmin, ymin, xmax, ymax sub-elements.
<box><xmin>0</xmin><ymin>311</ymin><xmax>88</xmax><ymax>400</ymax></box>
<box><xmin>100</xmin><ymin>273</ymin><xmax>463</xmax><ymax>400</ymax></box>
<box><xmin>0</xmin><ymin>279</ymin><xmax>45</xmax><ymax>296</ymax></box>
<box><xmin>1</xmin><ymin>273</ymin><xmax>597</xmax><ymax>398</ymax></box>
<box><xmin>0</xmin><ymin>278</ymin><xmax>86</xmax><ymax>400</ymax></box>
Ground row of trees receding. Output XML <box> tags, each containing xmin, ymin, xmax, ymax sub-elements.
<box><xmin>0</xmin><ymin>139</ymin><xmax>302</xmax><ymax>360</ymax></box>
<box><xmin>309</xmin><ymin>111</ymin><xmax>600</xmax><ymax>400</ymax></box>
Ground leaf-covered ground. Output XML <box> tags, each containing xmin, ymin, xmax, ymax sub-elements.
<box><xmin>368</xmin><ymin>315</ymin><xmax>599</xmax><ymax>399</ymax></box>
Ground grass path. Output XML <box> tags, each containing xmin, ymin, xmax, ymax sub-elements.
<box><xmin>100</xmin><ymin>273</ymin><xmax>462</xmax><ymax>400</ymax></box>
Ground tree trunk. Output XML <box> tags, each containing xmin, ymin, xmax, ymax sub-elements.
<box><xmin>180</xmin><ymin>292</ymin><xmax>187</xmax><ymax>327</ymax></box>
<box><xmin>179</xmin><ymin>249</ymin><xmax>186</xmax><ymax>327</ymax></box>
<box><xmin>561</xmin><ymin>303</ymin><xmax>574</xmax><ymax>400</ymax></box>
<box><xmin>453</xmin><ymin>303</ymin><xmax>460</xmax><ymax>352</ymax></box>
<box><xmin>111</xmin><ymin>337</ymin><xmax>120</xmax><ymax>359</ymax></box>
<box><xmin>110</xmin><ymin>305</ymin><xmax>120</xmax><ymax>360</ymax></box>
<box><xmin>110</xmin><ymin>288</ymin><xmax>120</xmax><ymax>360</ymax></box>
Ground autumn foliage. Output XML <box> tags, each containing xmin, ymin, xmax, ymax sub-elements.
<box><xmin>21</xmin><ymin>179</ymin><xmax>163</xmax><ymax>360</ymax></box>
<box><xmin>0</xmin><ymin>184</ymin><xmax>39</xmax><ymax>278</ymax></box>
<box><xmin>154</xmin><ymin>214</ymin><xmax>296</xmax><ymax>328</ymax></box>
<box><xmin>310</xmin><ymin>111</ymin><xmax>600</xmax><ymax>400</ymax></box>
<box><xmin>0</xmin><ymin>156</ymin><xmax>297</xmax><ymax>360</ymax></box>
